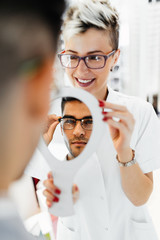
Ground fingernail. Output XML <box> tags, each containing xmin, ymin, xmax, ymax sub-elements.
<box><xmin>98</xmin><ymin>100</ymin><xmax>105</xmax><ymax>107</ymax></box>
<box><xmin>48</xmin><ymin>172</ymin><xmax>53</xmax><ymax>179</ymax></box>
<box><xmin>55</xmin><ymin>188</ymin><xmax>61</xmax><ymax>195</ymax></box>
<box><xmin>102</xmin><ymin>110</ymin><xmax>108</xmax><ymax>115</ymax></box>
<box><xmin>75</xmin><ymin>185</ymin><xmax>78</xmax><ymax>191</ymax></box>
<box><xmin>53</xmin><ymin>196</ymin><xmax>59</xmax><ymax>202</ymax></box>
<box><xmin>47</xmin><ymin>202</ymin><xmax>52</xmax><ymax>208</ymax></box>
<box><xmin>103</xmin><ymin>117</ymin><xmax>108</xmax><ymax>121</ymax></box>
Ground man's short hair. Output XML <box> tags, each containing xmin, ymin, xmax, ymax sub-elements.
<box><xmin>61</xmin><ymin>97</ymin><xmax>82</xmax><ymax>114</ymax></box>
<box><xmin>63</xmin><ymin>0</ymin><xmax>119</xmax><ymax>50</ymax></box>
<box><xmin>0</xmin><ymin>0</ymin><xmax>65</xmax><ymax>101</ymax></box>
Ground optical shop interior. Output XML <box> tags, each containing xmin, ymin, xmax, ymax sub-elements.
<box><xmin>1</xmin><ymin>0</ymin><xmax>160</xmax><ymax>240</ymax></box>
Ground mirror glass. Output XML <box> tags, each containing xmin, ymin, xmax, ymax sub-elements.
<box><xmin>43</xmin><ymin>97</ymin><xmax>93</xmax><ymax>162</ymax></box>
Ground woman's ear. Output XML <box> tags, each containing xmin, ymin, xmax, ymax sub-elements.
<box><xmin>25</xmin><ymin>57</ymin><xmax>55</xmax><ymax>120</ymax></box>
<box><xmin>110</xmin><ymin>49</ymin><xmax>120</xmax><ymax>72</ymax></box>
<box><xmin>113</xmin><ymin>49</ymin><xmax>120</xmax><ymax>66</ymax></box>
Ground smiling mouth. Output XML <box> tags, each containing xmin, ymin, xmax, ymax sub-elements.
<box><xmin>75</xmin><ymin>77</ymin><xmax>95</xmax><ymax>87</ymax></box>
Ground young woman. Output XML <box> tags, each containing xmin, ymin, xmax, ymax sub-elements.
<box><xmin>43</xmin><ymin>1</ymin><xmax>160</xmax><ymax>239</ymax></box>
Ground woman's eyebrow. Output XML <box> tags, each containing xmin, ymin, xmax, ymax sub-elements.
<box><xmin>65</xmin><ymin>50</ymin><xmax>104</xmax><ymax>54</ymax></box>
<box><xmin>87</xmin><ymin>50</ymin><xmax>104</xmax><ymax>54</ymax></box>
<box><xmin>65</xmin><ymin>50</ymin><xmax>78</xmax><ymax>54</ymax></box>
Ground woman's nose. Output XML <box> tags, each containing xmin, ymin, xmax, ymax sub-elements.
<box><xmin>76</xmin><ymin>58</ymin><xmax>90</xmax><ymax>73</ymax></box>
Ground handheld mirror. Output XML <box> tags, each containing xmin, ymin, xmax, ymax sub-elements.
<box><xmin>32</xmin><ymin>87</ymin><xmax>105</xmax><ymax>216</ymax></box>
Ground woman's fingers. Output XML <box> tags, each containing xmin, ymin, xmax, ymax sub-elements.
<box><xmin>43</xmin><ymin>180</ymin><xmax>80</xmax><ymax>207</ymax></box>
<box><xmin>102</xmin><ymin>111</ymin><xmax>135</xmax><ymax>131</ymax></box>
<box><xmin>104</xmin><ymin>118</ymin><xmax>127</xmax><ymax>133</ymax></box>
<box><xmin>46</xmin><ymin>199</ymin><xmax>52</xmax><ymax>208</ymax></box>
<box><xmin>43</xmin><ymin>176</ymin><xmax>61</xmax><ymax>207</ymax></box>
<box><xmin>43</xmin><ymin>180</ymin><xmax>61</xmax><ymax>196</ymax></box>
<box><xmin>72</xmin><ymin>184</ymin><xmax>80</xmax><ymax>204</ymax></box>
<box><xmin>43</xmin><ymin>189</ymin><xmax>55</xmax><ymax>202</ymax></box>
<box><xmin>43</xmin><ymin>173</ymin><xmax>61</xmax><ymax>196</ymax></box>
<box><xmin>99</xmin><ymin>100</ymin><xmax>127</xmax><ymax>112</ymax></box>
<box><xmin>48</xmin><ymin>171</ymin><xmax>53</xmax><ymax>180</ymax></box>
<box><xmin>99</xmin><ymin>99</ymin><xmax>135</xmax><ymax>132</ymax></box>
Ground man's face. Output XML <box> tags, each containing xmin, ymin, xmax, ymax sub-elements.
<box><xmin>64</xmin><ymin>28</ymin><xmax>118</xmax><ymax>99</ymax></box>
<box><xmin>61</xmin><ymin>101</ymin><xmax>92</xmax><ymax>160</ymax></box>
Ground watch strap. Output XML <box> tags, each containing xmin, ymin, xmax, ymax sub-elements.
<box><xmin>116</xmin><ymin>150</ymin><xmax>136</xmax><ymax>167</ymax></box>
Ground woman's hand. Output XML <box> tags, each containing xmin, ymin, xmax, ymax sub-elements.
<box><xmin>43</xmin><ymin>114</ymin><xmax>60</xmax><ymax>145</ymax></box>
<box><xmin>99</xmin><ymin>100</ymin><xmax>135</xmax><ymax>163</ymax></box>
<box><xmin>43</xmin><ymin>172</ymin><xmax>79</xmax><ymax>208</ymax></box>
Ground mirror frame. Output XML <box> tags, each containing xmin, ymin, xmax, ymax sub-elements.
<box><xmin>39</xmin><ymin>87</ymin><xmax>104</xmax><ymax>171</ymax></box>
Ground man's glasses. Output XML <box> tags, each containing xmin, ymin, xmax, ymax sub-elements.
<box><xmin>58</xmin><ymin>50</ymin><xmax>115</xmax><ymax>69</ymax></box>
<box><xmin>59</xmin><ymin>116</ymin><xmax>93</xmax><ymax>131</ymax></box>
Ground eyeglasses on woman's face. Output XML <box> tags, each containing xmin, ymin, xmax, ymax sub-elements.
<box><xmin>58</xmin><ymin>50</ymin><xmax>116</xmax><ymax>69</ymax></box>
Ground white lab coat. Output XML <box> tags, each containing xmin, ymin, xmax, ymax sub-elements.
<box><xmin>57</xmin><ymin>87</ymin><xmax>160</xmax><ymax>240</ymax></box>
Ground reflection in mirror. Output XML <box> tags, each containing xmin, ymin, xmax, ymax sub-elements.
<box><xmin>43</xmin><ymin>97</ymin><xmax>93</xmax><ymax>161</ymax></box>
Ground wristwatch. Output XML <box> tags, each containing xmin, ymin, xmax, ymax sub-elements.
<box><xmin>116</xmin><ymin>150</ymin><xmax>136</xmax><ymax>167</ymax></box>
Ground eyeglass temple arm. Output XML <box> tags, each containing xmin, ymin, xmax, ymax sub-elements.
<box><xmin>107</xmin><ymin>50</ymin><xmax>116</xmax><ymax>58</ymax></box>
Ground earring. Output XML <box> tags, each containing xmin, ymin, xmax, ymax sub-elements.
<box><xmin>110</xmin><ymin>67</ymin><xmax>114</xmax><ymax>72</ymax></box>
<box><xmin>110</xmin><ymin>65</ymin><xmax>119</xmax><ymax>72</ymax></box>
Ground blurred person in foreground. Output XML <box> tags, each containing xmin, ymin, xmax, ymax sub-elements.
<box><xmin>0</xmin><ymin>1</ymin><xmax>65</xmax><ymax>239</ymax></box>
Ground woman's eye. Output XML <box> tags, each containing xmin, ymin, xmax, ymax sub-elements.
<box><xmin>88</xmin><ymin>55</ymin><xmax>102</xmax><ymax>61</ymax></box>
<box><xmin>70</xmin><ymin>55</ymin><xmax>78</xmax><ymax>60</ymax></box>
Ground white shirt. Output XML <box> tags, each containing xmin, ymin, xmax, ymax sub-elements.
<box><xmin>57</xmin><ymin>87</ymin><xmax>160</xmax><ymax>240</ymax></box>
<box><xmin>0</xmin><ymin>195</ymin><xmax>37</xmax><ymax>240</ymax></box>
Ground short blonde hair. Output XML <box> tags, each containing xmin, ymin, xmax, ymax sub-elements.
<box><xmin>63</xmin><ymin>0</ymin><xmax>119</xmax><ymax>50</ymax></box>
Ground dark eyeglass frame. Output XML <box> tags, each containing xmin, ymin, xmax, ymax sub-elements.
<box><xmin>58</xmin><ymin>50</ymin><xmax>116</xmax><ymax>69</ymax></box>
<box><xmin>58</xmin><ymin>116</ymin><xmax>93</xmax><ymax>130</ymax></box>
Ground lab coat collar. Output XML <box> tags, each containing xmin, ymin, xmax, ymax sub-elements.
<box><xmin>106</xmin><ymin>85</ymin><xmax>119</xmax><ymax>103</ymax></box>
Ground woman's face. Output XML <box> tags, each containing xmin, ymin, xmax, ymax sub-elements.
<box><xmin>64</xmin><ymin>28</ymin><xmax>119</xmax><ymax>99</ymax></box>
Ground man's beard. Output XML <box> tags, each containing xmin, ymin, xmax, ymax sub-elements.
<box><xmin>66</xmin><ymin>136</ymin><xmax>88</xmax><ymax>159</ymax></box>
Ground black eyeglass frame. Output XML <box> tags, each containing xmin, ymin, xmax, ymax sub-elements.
<box><xmin>58</xmin><ymin>116</ymin><xmax>93</xmax><ymax>131</ymax></box>
<box><xmin>58</xmin><ymin>50</ymin><xmax>116</xmax><ymax>69</ymax></box>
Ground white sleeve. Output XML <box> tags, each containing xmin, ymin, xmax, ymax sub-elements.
<box><xmin>133</xmin><ymin>103</ymin><xmax>160</xmax><ymax>173</ymax></box>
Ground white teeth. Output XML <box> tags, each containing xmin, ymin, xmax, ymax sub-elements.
<box><xmin>77</xmin><ymin>79</ymin><xmax>93</xmax><ymax>83</ymax></box>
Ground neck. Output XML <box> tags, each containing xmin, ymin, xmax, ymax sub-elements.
<box><xmin>94</xmin><ymin>86</ymin><xmax>108</xmax><ymax>100</ymax></box>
